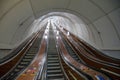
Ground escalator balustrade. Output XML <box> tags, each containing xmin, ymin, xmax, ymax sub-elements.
<box><xmin>1</xmin><ymin>31</ymin><xmax>43</xmax><ymax>80</ymax></box>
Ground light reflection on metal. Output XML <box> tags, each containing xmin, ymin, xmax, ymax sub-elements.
<box><xmin>44</xmin><ymin>35</ymin><xmax>48</xmax><ymax>39</ymax></box>
<box><xmin>47</xmin><ymin>24</ymin><xmax>49</xmax><ymax>29</ymax></box>
<box><xmin>45</xmin><ymin>30</ymin><xmax>48</xmax><ymax>34</ymax></box>
<box><xmin>39</xmin><ymin>57</ymin><xmax>46</xmax><ymax>65</ymax></box>
<box><xmin>56</xmin><ymin>36</ymin><xmax>59</xmax><ymax>39</ymax></box>
<box><xmin>67</xmin><ymin>32</ymin><xmax>70</xmax><ymax>36</ymax></box>
<box><xmin>42</xmin><ymin>57</ymin><xmax>45</xmax><ymax>63</ymax></box>
<box><xmin>57</xmin><ymin>31</ymin><xmax>59</xmax><ymax>35</ymax></box>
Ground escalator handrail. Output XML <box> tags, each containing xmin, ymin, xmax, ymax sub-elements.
<box><xmin>62</xmin><ymin>27</ymin><xmax>120</xmax><ymax>62</ymax></box>
<box><xmin>63</xmin><ymin>32</ymin><xmax>120</xmax><ymax>68</ymax></box>
<box><xmin>56</xmin><ymin>34</ymin><xmax>93</xmax><ymax>80</ymax></box>
<box><xmin>0</xmin><ymin>27</ymin><xmax>46</xmax><ymax>65</ymax></box>
<box><xmin>35</xmin><ymin>28</ymin><xmax>49</xmax><ymax>80</ymax></box>
<box><xmin>57</xmin><ymin>44</ymin><xmax>89</xmax><ymax>80</ymax></box>
<box><xmin>60</xmin><ymin>28</ymin><xmax>119</xmax><ymax>79</ymax></box>
<box><xmin>57</xmin><ymin>28</ymin><xmax>111</xmax><ymax>80</ymax></box>
<box><xmin>0</xmin><ymin>30</ymin><xmax>43</xmax><ymax>79</ymax></box>
<box><xmin>0</xmin><ymin>33</ymin><xmax>36</xmax><ymax>65</ymax></box>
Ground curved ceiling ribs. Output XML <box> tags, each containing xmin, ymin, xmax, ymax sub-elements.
<box><xmin>0</xmin><ymin>0</ymin><xmax>120</xmax><ymax>58</ymax></box>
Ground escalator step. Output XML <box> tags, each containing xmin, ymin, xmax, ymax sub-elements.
<box><xmin>47</xmin><ymin>74</ymin><xmax>64</xmax><ymax>79</ymax></box>
<box><xmin>47</xmin><ymin>78</ymin><xmax>65</xmax><ymax>80</ymax></box>
<box><xmin>48</xmin><ymin>63</ymin><xmax>59</xmax><ymax>66</ymax></box>
<box><xmin>14</xmin><ymin>69</ymin><xmax>20</xmax><ymax>72</ymax></box>
<box><xmin>47</xmin><ymin>51</ymin><xmax>57</xmax><ymax>53</ymax></box>
<box><xmin>47</xmin><ymin>66</ymin><xmax>61</xmax><ymax>70</ymax></box>
<box><xmin>48</xmin><ymin>55</ymin><xmax>58</xmax><ymax>57</ymax></box>
<box><xmin>22</xmin><ymin>59</ymin><xmax>32</xmax><ymax>62</ymax></box>
<box><xmin>20</xmin><ymin>62</ymin><xmax>29</xmax><ymax>65</ymax></box>
<box><xmin>17</xmin><ymin>65</ymin><xmax>25</xmax><ymax>68</ymax></box>
<box><xmin>24</xmin><ymin>56</ymin><xmax>34</xmax><ymax>59</ymax></box>
<box><xmin>26</xmin><ymin>53</ymin><xmax>35</xmax><ymax>56</ymax></box>
<box><xmin>47</xmin><ymin>70</ymin><xmax>62</xmax><ymax>74</ymax></box>
<box><xmin>28</xmin><ymin>48</ymin><xmax>37</xmax><ymax>52</ymax></box>
<box><xmin>48</xmin><ymin>57</ymin><xmax>58</xmax><ymax>60</ymax></box>
<box><xmin>48</xmin><ymin>60</ymin><xmax>59</xmax><ymax>63</ymax></box>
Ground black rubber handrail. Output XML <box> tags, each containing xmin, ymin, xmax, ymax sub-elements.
<box><xmin>60</xmin><ymin>29</ymin><xmax>119</xmax><ymax>79</ymax></box>
<box><xmin>62</xmin><ymin>27</ymin><xmax>120</xmax><ymax>61</ymax></box>
<box><xmin>0</xmin><ymin>27</ymin><xmax>45</xmax><ymax>79</ymax></box>
<box><xmin>60</xmin><ymin>32</ymin><xmax>113</xmax><ymax>80</ymax></box>
<box><xmin>0</xmin><ymin>33</ymin><xmax>36</xmax><ymax>64</ymax></box>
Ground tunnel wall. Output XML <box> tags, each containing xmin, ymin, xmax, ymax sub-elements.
<box><xmin>0</xmin><ymin>0</ymin><xmax>120</xmax><ymax>58</ymax></box>
<box><xmin>0</xmin><ymin>0</ymin><xmax>35</xmax><ymax>49</ymax></box>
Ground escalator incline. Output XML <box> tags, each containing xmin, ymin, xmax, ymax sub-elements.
<box><xmin>1</xmin><ymin>34</ymin><xmax>43</xmax><ymax>80</ymax></box>
<box><xmin>46</xmin><ymin>28</ymin><xmax>65</xmax><ymax>80</ymax></box>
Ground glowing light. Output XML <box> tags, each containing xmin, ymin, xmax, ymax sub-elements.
<box><xmin>47</xmin><ymin>26</ymin><xmax>49</xmax><ymax>29</ymax></box>
<box><xmin>56</xmin><ymin>36</ymin><xmax>59</xmax><ymax>39</ymax></box>
<box><xmin>45</xmin><ymin>29</ymin><xmax>48</xmax><ymax>34</ymax></box>
<box><xmin>44</xmin><ymin>35</ymin><xmax>48</xmax><ymax>39</ymax></box>
<box><xmin>57</xmin><ymin>31</ymin><xmax>59</xmax><ymax>35</ymax></box>
<box><xmin>67</xmin><ymin>32</ymin><xmax>70</xmax><ymax>36</ymax></box>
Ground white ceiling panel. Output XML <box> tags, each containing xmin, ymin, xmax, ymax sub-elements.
<box><xmin>90</xmin><ymin>0</ymin><xmax>120</xmax><ymax>13</ymax></box>
<box><xmin>0</xmin><ymin>0</ymin><xmax>21</xmax><ymax>18</ymax></box>
<box><xmin>68</xmin><ymin>0</ymin><xmax>105</xmax><ymax>22</ymax></box>
<box><xmin>108</xmin><ymin>8</ymin><xmax>120</xmax><ymax>38</ymax></box>
<box><xmin>30</xmin><ymin>0</ymin><xmax>70</xmax><ymax>16</ymax></box>
<box><xmin>93</xmin><ymin>16</ymin><xmax>120</xmax><ymax>49</ymax></box>
<box><xmin>0</xmin><ymin>0</ymin><xmax>34</xmax><ymax>46</ymax></box>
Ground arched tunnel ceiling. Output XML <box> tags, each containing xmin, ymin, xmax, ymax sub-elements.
<box><xmin>30</xmin><ymin>0</ymin><xmax>120</xmax><ymax>24</ymax></box>
<box><xmin>0</xmin><ymin>0</ymin><xmax>120</xmax><ymax>51</ymax></box>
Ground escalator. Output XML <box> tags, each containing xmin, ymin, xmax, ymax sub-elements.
<box><xmin>46</xmin><ymin>27</ymin><xmax>65</xmax><ymax>80</ymax></box>
<box><xmin>59</xmin><ymin>28</ymin><xmax>120</xmax><ymax>79</ymax></box>
<box><xmin>1</xmin><ymin>31</ymin><xmax>43</xmax><ymax>80</ymax></box>
<box><xmin>61</xmin><ymin>35</ymin><xmax>84</xmax><ymax>64</ymax></box>
<box><xmin>63</xmin><ymin>28</ymin><xmax>120</xmax><ymax>66</ymax></box>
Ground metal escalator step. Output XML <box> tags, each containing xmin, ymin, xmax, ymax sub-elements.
<box><xmin>28</xmin><ymin>51</ymin><xmax>37</xmax><ymax>53</ymax></box>
<box><xmin>28</xmin><ymin>48</ymin><xmax>38</xmax><ymax>52</ymax></box>
<box><xmin>27</xmin><ymin>52</ymin><xmax>36</xmax><ymax>54</ymax></box>
<box><xmin>48</xmin><ymin>63</ymin><xmax>59</xmax><ymax>66</ymax></box>
<box><xmin>24</xmin><ymin>56</ymin><xmax>34</xmax><ymax>59</ymax></box>
<box><xmin>48</xmin><ymin>55</ymin><xmax>58</xmax><ymax>57</ymax></box>
<box><xmin>9</xmin><ymin>73</ymin><xmax>14</xmax><ymax>76</ymax></box>
<box><xmin>26</xmin><ymin>53</ymin><xmax>35</xmax><ymax>56</ymax></box>
<box><xmin>14</xmin><ymin>69</ymin><xmax>20</xmax><ymax>72</ymax></box>
<box><xmin>48</xmin><ymin>57</ymin><xmax>58</xmax><ymax>60</ymax></box>
<box><xmin>17</xmin><ymin>65</ymin><xmax>25</xmax><ymax>68</ymax></box>
<box><xmin>47</xmin><ymin>73</ymin><xmax>64</xmax><ymax>78</ymax></box>
<box><xmin>47</xmin><ymin>51</ymin><xmax>57</xmax><ymax>54</ymax></box>
<box><xmin>22</xmin><ymin>59</ymin><xmax>32</xmax><ymax>61</ymax></box>
<box><xmin>48</xmin><ymin>60</ymin><xmax>59</xmax><ymax>63</ymax></box>
<box><xmin>20</xmin><ymin>62</ymin><xmax>29</xmax><ymax>65</ymax></box>
<box><xmin>47</xmin><ymin>78</ymin><xmax>65</xmax><ymax>80</ymax></box>
<box><xmin>47</xmin><ymin>66</ymin><xmax>60</xmax><ymax>70</ymax></box>
<box><xmin>47</xmin><ymin>70</ymin><xmax>62</xmax><ymax>74</ymax></box>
